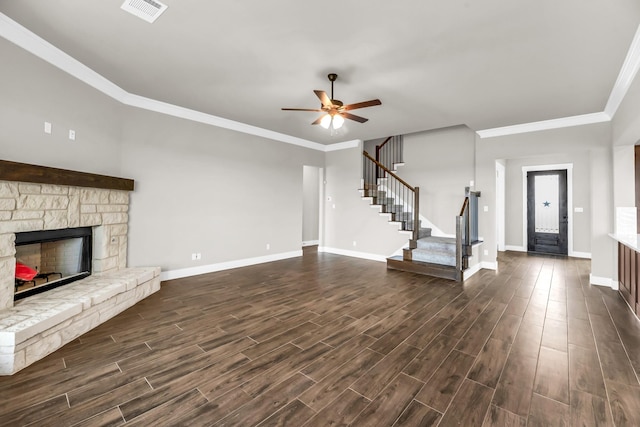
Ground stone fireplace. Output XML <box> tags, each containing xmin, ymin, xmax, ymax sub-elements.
<box><xmin>0</xmin><ymin>180</ymin><xmax>130</xmax><ymax>308</ymax></box>
<box><xmin>0</xmin><ymin>161</ymin><xmax>160</xmax><ymax>374</ymax></box>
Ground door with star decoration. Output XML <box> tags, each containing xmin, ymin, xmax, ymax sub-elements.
<box><xmin>527</xmin><ymin>170</ymin><xmax>568</xmax><ymax>255</ymax></box>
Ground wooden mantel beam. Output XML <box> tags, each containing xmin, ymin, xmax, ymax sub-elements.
<box><xmin>0</xmin><ymin>160</ymin><xmax>134</xmax><ymax>191</ymax></box>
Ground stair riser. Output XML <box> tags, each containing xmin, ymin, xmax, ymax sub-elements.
<box><xmin>411</xmin><ymin>252</ymin><xmax>456</xmax><ymax>267</ymax></box>
<box><xmin>416</xmin><ymin>242</ymin><xmax>456</xmax><ymax>252</ymax></box>
<box><xmin>387</xmin><ymin>257</ymin><xmax>460</xmax><ymax>281</ymax></box>
<box><xmin>418</xmin><ymin>228</ymin><xmax>432</xmax><ymax>239</ymax></box>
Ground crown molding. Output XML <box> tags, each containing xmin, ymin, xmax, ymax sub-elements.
<box><xmin>476</xmin><ymin>112</ymin><xmax>611</xmax><ymax>139</ymax></box>
<box><xmin>477</xmin><ymin>20</ymin><xmax>640</xmax><ymax>139</ymax></box>
<box><xmin>324</xmin><ymin>139</ymin><xmax>361</xmax><ymax>151</ymax></box>
<box><xmin>121</xmin><ymin>93</ymin><xmax>326</xmax><ymax>151</ymax></box>
<box><xmin>0</xmin><ymin>13</ymin><xmax>128</xmax><ymax>99</ymax></box>
<box><xmin>3</xmin><ymin>13</ymin><xmax>640</xmax><ymax>145</ymax></box>
<box><xmin>0</xmin><ymin>13</ymin><xmax>332</xmax><ymax>152</ymax></box>
<box><xmin>605</xmin><ymin>23</ymin><xmax>640</xmax><ymax>117</ymax></box>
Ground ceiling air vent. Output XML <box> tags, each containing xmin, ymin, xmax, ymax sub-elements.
<box><xmin>121</xmin><ymin>0</ymin><xmax>168</xmax><ymax>23</ymax></box>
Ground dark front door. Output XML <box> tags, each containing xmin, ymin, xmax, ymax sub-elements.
<box><xmin>527</xmin><ymin>170</ymin><xmax>568</xmax><ymax>255</ymax></box>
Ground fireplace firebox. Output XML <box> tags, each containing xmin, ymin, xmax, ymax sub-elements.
<box><xmin>14</xmin><ymin>227</ymin><xmax>92</xmax><ymax>300</ymax></box>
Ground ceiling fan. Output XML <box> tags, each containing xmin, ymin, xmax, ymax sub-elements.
<box><xmin>282</xmin><ymin>73</ymin><xmax>382</xmax><ymax>130</ymax></box>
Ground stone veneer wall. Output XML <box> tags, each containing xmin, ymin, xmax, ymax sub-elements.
<box><xmin>0</xmin><ymin>180</ymin><xmax>129</xmax><ymax>309</ymax></box>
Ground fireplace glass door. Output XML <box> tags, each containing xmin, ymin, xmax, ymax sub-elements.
<box><xmin>14</xmin><ymin>227</ymin><xmax>92</xmax><ymax>299</ymax></box>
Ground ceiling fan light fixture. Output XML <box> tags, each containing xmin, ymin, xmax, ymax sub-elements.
<box><xmin>320</xmin><ymin>114</ymin><xmax>332</xmax><ymax>129</ymax></box>
<box><xmin>281</xmin><ymin>73</ymin><xmax>381</xmax><ymax>131</ymax></box>
<box><xmin>332</xmin><ymin>114</ymin><xmax>344</xmax><ymax>129</ymax></box>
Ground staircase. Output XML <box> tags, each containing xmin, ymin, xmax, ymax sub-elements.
<box><xmin>390</xmin><ymin>235</ymin><xmax>460</xmax><ymax>281</ymax></box>
<box><xmin>361</xmin><ymin>136</ymin><xmax>478</xmax><ymax>282</ymax></box>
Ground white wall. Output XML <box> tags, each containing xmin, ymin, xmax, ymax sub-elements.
<box><xmin>612</xmin><ymin>62</ymin><xmax>640</xmax><ymax>209</ymax></box>
<box><xmin>504</xmin><ymin>153</ymin><xmax>591</xmax><ymax>254</ymax></box>
<box><xmin>119</xmin><ymin>107</ymin><xmax>324</xmax><ymax>272</ymax></box>
<box><xmin>610</xmin><ymin>57</ymin><xmax>640</xmax><ymax>282</ymax></box>
<box><xmin>0</xmin><ymin>38</ymin><xmax>123</xmax><ymax>176</ymax></box>
<box><xmin>476</xmin><ymin>122</ymin><xmax>613</xmax><ymax>278</ymax></box>
<box><xmin>0</xmin><ymin>36</ymin><xmax>325</xmax><ymax>275</ymax></box>
<box><xmin>7</xmin><ymin>23</ymin><xmax>640</xmax><ymax>285</ymax></box>
<box><xmin>398</xmin><ymin>126</ymin><xmax>476</xmax><ymax>235</ymax></box>
<box><xmin>323</xmin><ymin>145</ymin><xmax>409</xmax><ymax>259</ymax></box>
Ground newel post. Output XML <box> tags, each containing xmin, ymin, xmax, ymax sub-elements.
<box><xmin>413</xmin><ymin>187</ymin><xmax>420</xmax><ymax>242</ymax></box>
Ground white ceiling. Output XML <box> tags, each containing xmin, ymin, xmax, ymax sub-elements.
<box><xmin>1</xmin><ymin>0</ymin><xmax>640</xmax><ymax>145</ymax></box>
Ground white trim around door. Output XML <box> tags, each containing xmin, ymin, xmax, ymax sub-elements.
<box><xmin>522</xmin><ymin>164</ymin><xmax>574</xmax><ymax>256</ymax></box>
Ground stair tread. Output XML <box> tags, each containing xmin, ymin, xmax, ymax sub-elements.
<box><xmin>412</xmin><ymin>246</ymin><xmax>455</xmax><ymax>253</ymax></box>
<box><xmin>388</xmin><ymin>256</ymin><xmax>455</xmax><ymax>270</ymax></box>
<box><xmin>417</xmin><ymin>236</ymin><xmax>455</xmax><ymax>244</ymax></box>
<box><xmin>386</xmin><ymin>256</ymin><xmax>460</xmax><ymax>281</ymax></box>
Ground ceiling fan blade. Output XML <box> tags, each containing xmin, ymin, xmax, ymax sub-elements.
<box><xmin>342</xmin><ymin>99</ymin><xmax>382</xmax><ymax>111</ymax></box>
<box><xmin>281</xmin><ymin>108</ymin><xmax>323</xmax><ymax>112</ymax></box>
<box><xmin>341</xmin><ymin>112</ymin><xmax>368</xmax><ymax>123</ymax></box>
<box><xmin>314</xmin><ymin>90</ymin><xmax>332</xmax><ymax>107</ymax></box>
<box><xmin>311</xmin><ymin>115</ymin><xmax>326</xmax><ymax>125</ymax></box>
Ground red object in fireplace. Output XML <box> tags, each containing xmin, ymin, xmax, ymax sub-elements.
<box><xmin>15</xmin><ymin>262</ymin><xmax>37</xmax><ymax>281</ymax></box>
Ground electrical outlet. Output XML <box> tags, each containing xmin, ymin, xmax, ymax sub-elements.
<box><xmin>484</xmin><ymin>250</ymin><xmax>489</xmax><ymax>256</ymax></box>
<box><xmin>353</xmin><ymin>241</ymin><xmax>357</xmax><ymax>247</ymax></box>
<box><xmin>196</xmin><ymin>253</ymin><xmax>202</xmax><ymax>260</ymax></box>
<box><xmin>266</xmin><ymin>243</ymin><xmax>270</xmax><ymax>250</ymax></box>
<box><xmin>44</xmin><ymin>122</ymin><xmax>52</xmax><ymax>134</ymax></box>
<box><xmin>69</xmin><ymin>129</ymin><xmax>76</xmax><ymax>140</ymax></box>
<box><xmin>191</xmin><ymin>253</ymin><xmax>197</xmax><ymax>261</ymax></box>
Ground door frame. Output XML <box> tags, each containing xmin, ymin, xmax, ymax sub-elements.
<box><xmin>522</xmin><ymin>164</ymin><xmax>573</xmax><ymax>256</ymax></box>
<box><xmin>526</xmin><ymin>169</ymin><xmax>568</xmax><ymax>255</ymax></box>
<box><xmin>496</xmin><ymin>161</ymin><xmax>506</xmax><ymax>252</ymax></box>
<box><xmin>302</xmin><ymin>165</ymin><xmax>323</xmax><ymax>247</ymax></box>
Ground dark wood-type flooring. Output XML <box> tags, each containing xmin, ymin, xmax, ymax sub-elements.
<box><xmin>1</xmin><ymin>249</ymin><xmax>640</xmax><ymax>426</ymax></box>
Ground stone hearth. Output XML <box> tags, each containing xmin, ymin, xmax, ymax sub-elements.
<box><xmin>0</xmin><ymin>164</ymin><xmax>160</xmax><ymax>375</ymax></box>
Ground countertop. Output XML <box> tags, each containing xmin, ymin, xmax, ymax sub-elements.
<box><xmin>610</xmin><ymin>233</ymin><xmax>640</xmax><ymax>252</ymax></box>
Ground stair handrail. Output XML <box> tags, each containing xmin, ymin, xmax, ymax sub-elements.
<box><xmin>363</xmin><ymin>151</ymin><xmax>420</xmax><ymax>242</ymax></box>
<box><xmin>456</xmin><ymin>188</ymin><xmax>481</xmax><ymax>274</ymax></box>
<box><xmin>375</xmin><ymin>136</ymin><xmax>393</xmax><ymax>163</ymax></box>
<box><xmin>456</xmin><ymin>196</ymin><xmax>470</xmax><ymax>273</ymax></box>
<box><xmin>374</xmin><ymin>135</ymin><xmax>403</xmax><ymax>178</ymax></box>
<box><xmin>363</xmin><ymin>151</ymin><xmax>414</xmax><ymax>190</ymax></box>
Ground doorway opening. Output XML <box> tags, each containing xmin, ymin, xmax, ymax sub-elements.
<box><xmin>302</xmin><ymin>166</ymin><xmax>323</xmax><ymax>251</ymax></box>
<box><xmin>496</xmin><ymin>161</ymin><xmax>506</xmax><ymax>252</ymax></box>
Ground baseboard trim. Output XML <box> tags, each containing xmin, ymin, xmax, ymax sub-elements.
<box><xmin>463</xmin><ymin>263</ymin><xmax>482</xmax><ymax>280</ymax></box>
<box><xmin>480</xmin><ymin>261</ymin><xmax>498</xmax><ymax>271</ymax></box>
<box><xmin>503</xmin><ymin>246</ymin><xmax>592</xmax><ymax>260</ymax></box>
<box><xmin>302</xmin><ymin>240</ymin><xmax>319</xmax><ymax>247</ymax></box>
<box><xmin>160</xmin><ymin>250</ymin><xmax>303</xmax><ymax>281</ymax></box>
<box><xmin>570</xmin><ymin>251</ymin><xmax>592</xmax><ymax>259</ymax></box>
<box><xmin>590</xmin><ymin>274</ymin><xmax>616</xmax><ymax>290</ymax></box>
<box><xmin>318</xmin><ymin>247</ymin><xmax>387</xmax><ymax>262</ymax></box>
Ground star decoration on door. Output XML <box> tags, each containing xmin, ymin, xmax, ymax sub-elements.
<box><xmin>543</xmin><ymin>201</ymin><xmax>551</xmax><ymax>207</ymax></box>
